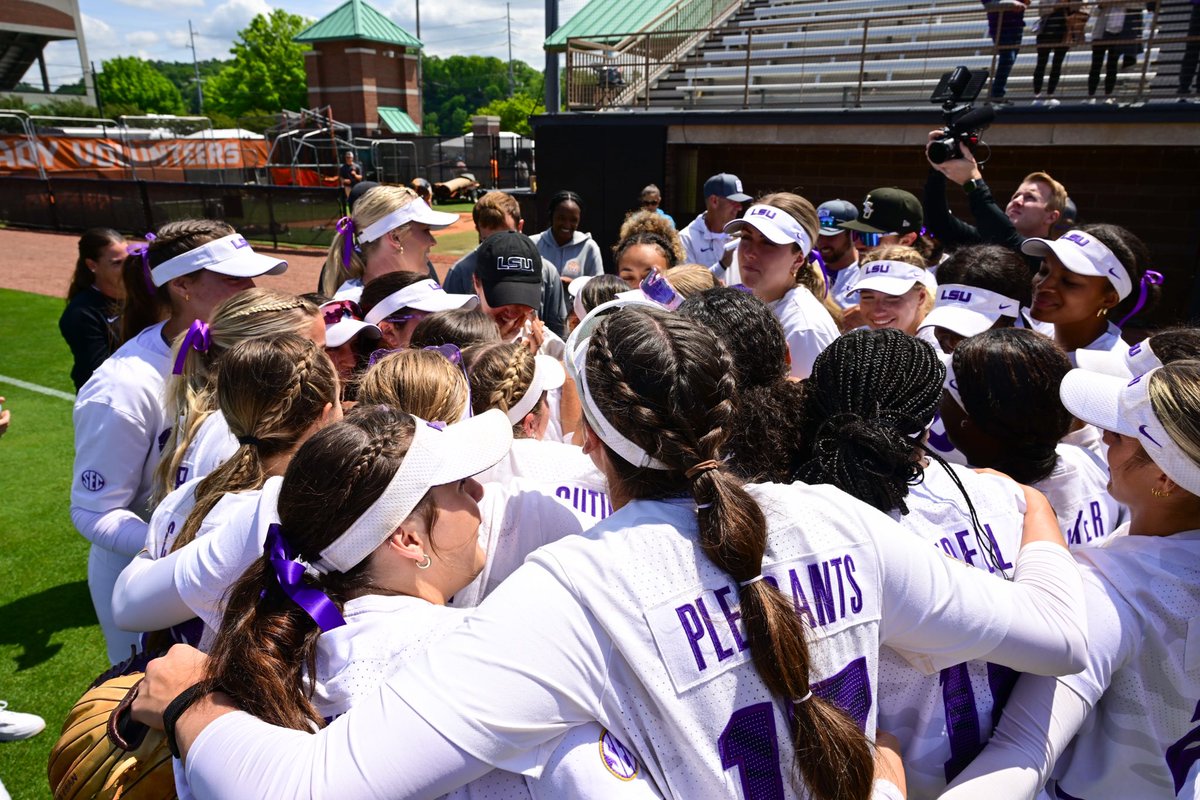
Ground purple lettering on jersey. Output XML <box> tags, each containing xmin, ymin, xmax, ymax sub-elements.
<box><xmin>1069</xmin><ymin>509</ymin><xmax>1085</xmax><ymax>546</ymax></box>
<box><xmin>159</xmin><ymin>521</ymin><xmax>176</xmax><ymax>558</ymax></box>
<box><xmin>939</xmin><ymin>538</ymin><xmax>956</xmax><ymax>558</ymax></box>
<box><xmin>158</xmin><ymin>428</ymin><xmax>172</xmax><ymax>453</ymax></box>
<box><xmin>811</xmin><ymin>656</ymin><xmax>872</xmax><ymax>730</ymax></box>
<box><xmin>676</xmin><ymin>603</ymin><xmax>707</xmax><ymax>672</ymax></box>
<box><xmin>983</xmin><ymin>525</ymin><xmax>1014</xmax><ymax>571</ymax></box>
<box><xmin>987</xmin><ymin>663</ymin><xmax>1018</xmax><ymax>728</ymax></box>
<box><xmin>1089</xmin><ymin>500</ymin><xmax>1105</xmax><ymax>541</ymax></box>
<box><xmin>953</xmin><ymin>528</ymin><xmax>979</xmax><ymax>567</ymax></box>
<box><xmin>718</xmin><ymin>703</ymin><xmax>785</xmax><ymax>800</ymax></box>
<box><xmin>940</xmin><ymin>663</ymin><xmax>982</xmax><ymax>781</ymax></box>
<box><xmin>697</xmin><ymin>597</ymin><xmax>735</xmax><ymax>662</ymax></box>
<box><xmin>787</xmin><ymin>568</ymin><xmax>816</xmax><ymax>627</ymax></box>
<box><xmin>843</xmin><ymin>554</ymin><xmax>863</xmax><ymax>614</ymax></box>
<box><xmin>714</xmin><ymin>586</ymin><xmax>748</xmax><ymax>653</ymax></box>
<box><xmin>808</xmin><ymin>562</ymin><xmax>837</xmax><ymax>627</ymax></box>
<box><xmin>80</xmin><ymin>470</ymin><xmax>105</xmax><ymax>491</ymax></box>
<box><xmin>174</xmin><ymin>465</ymin><xmax>189</xmax><ymax>489</ymax></box>
<box><xmin>1165</xmin><ymin>700</ymin><xmax>1200</xmax><ymax>793</ymax></box>
<box><xmin>829</xmin><ymin>556</ymin><xmax>847</xmax><ymax>618</ymax></box>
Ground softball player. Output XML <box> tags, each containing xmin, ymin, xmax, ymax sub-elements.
<box><xmin>135</xmin><ymin>304</ymin><xmax>1087</xmax><ymax>800</ymax></box>
<box><xmin>943</xmin><ymin>360</ymin><xmax>1200</xmax><ymax>799</ymax></box>
<box><xmin>72</xmin><ymin>221</ymin><xmax>285</xmax><ymax>664</ymax></box>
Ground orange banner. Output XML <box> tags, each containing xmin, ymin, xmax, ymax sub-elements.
<box><xmin>0</xmin><ymin>136</ymin><xmax>269</xmax><ymax>174</ymax></box>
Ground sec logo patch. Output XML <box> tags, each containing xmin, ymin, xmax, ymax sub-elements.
<box><xmin>599</xmin><ymin>729</ymin><xmax>639</xmax><ymax>781</ymax></box>
<box><xmin>81</xmin><ymin>470</ymin><xmax>105</xmax><ymax>491</ymax></box>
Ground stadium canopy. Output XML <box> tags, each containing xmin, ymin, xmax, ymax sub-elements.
<box><xmin>377</xmin><ymin>107</ymin><xmax>420</xmax><ymax>134</ymax></box>
<box><xmin>295</xmin><ymin>0</ymin><xmax>422</xmax><ymax>48</ymax></box>
<box><xmin>544</xmin><ymin>0</ymin><xmax>678</xmax><ymax>51</ymax></box>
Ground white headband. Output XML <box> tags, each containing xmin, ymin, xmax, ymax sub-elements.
<box><xmin>506</xmin><ymin>354</ymin><xmax>566</xmax><ymax>424</ymax></box>
<box><xmin>358</xmin><ymin>198</ymin><xmax>454</xmax><ymax>243</ymax></box>
<box><xmin>725</xmin><ymin>204</ymin><xmax>813</xmax><ymax>257</ymax></box>
<box><xmin>573</xmin><ymin>343</ymin><xmax>669</xmax><ymax>470</ymax></box>
<box><xmin>363</xmin><ymin>279</ymin><xmax>476</xmax><ymax>325</ymax></box>
<box><xmin>152</xmin><ymin>233</ymin><xmax>287</xmax><ymax>286</ymax></box>
<box><xmin>852</xmin><ymin>260</ymin><xmax>937</xmax><ymax>296</ymax></box>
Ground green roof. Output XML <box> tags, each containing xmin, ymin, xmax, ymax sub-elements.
<box><xmin>295</xmin><ymin>0</ymin><xmax>422</xmax><ymax>47</ymax></box>
<box><xmin>378</xmin><ymin>107</ymin><xmax>420</xmax><ymax>134</ymax></box>
<box><xmin>544</xmin><ymin>0</ymin><xmax>678</xmax><ymax>50</ymax></box>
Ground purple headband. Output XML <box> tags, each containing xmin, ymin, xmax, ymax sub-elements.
<box><xmin>1115</xmin><ymin>270</ymin><xmax>1164</xmax><ymax>329</ymax></box>
<box><xmin>126</xmin><ymin>232</ymin><xmax>157</xmax><ymax>293</ymax></box>
<box><xmin>808</xmin><ymin>250</ymin><xmax>832</xmax><ymax>299</ymax></box>
<box><xmin>264</xmin><ymin>524</ymin><xmax>346</xmax><ymax>632</ymax></box>
<box><xmin>336</xmin><ymin>216</ymin><xmax>356</xmax><ymax>269</ymax></box>
<box><xmin>172</xmin><ymin>319</ymin><xmax>211</xmax><ymax>375</ymax></box>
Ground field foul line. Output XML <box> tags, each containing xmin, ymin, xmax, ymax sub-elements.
<box><xmin>0</xmin><ymin>374</ymin><xmax>75</xmax><ymax>401</ymax></box>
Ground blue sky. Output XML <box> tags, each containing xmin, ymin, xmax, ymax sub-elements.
<box><xmin>30</xmin><ymin>0</ymin><xmax>591</xmax><ymax>89</ymax></box>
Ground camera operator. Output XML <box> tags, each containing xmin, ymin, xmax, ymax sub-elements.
<box><xmin>923</xmin><ymin>139</ymin><xmax>1067</xmax><ymax>269</ymax></box>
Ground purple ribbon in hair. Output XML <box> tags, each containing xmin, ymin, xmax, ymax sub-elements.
<box><xmin>1115</xmin><ymin>270</ymin><xmax>1164</xmax><ymax>329</ymax></box>
<box><xmin>172</xmin><ymin>319</ymin><xmax>211</xmax><ymax>375</ymax></box>
<box><xmin>808</xmin><ymin>250</ymin><xmax>832</xmax><ymax>299</ymax></box>
<box><xmin>335</xmin><ymin>216</ymin><xmax>356</xmax><ymax>268</ymax></box>
<box><xmin>126</xmin><ymin>232</ymin><xmax>157</xmax><ymax>293</ymax></box>
<box><xmin>264</xmin><ymin>523</ymin><xmax>346</xmax><ymax>632</ymax></box>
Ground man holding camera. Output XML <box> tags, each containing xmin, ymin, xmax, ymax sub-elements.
<box><xmin>923</xmin><ymin>137</ymin><xmax>1067</xmax><ymax>266</ymax></box>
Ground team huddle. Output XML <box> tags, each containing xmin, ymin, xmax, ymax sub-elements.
<box><xmin>57</xmin><ymin>171</ymin><xmax>1200</xmax><ymax>800</ymax></box>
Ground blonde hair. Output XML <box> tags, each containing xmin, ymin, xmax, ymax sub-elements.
<box><xmin>152</xmin><ymin>289</ymin><xmax>318</xmax><ymax>506</ymax></box>
<box><xmin>1149</xmin><ymin>361</ymin><xmax>1200</xmax><ymax>476</ymax></box>
<box><xmin>1022</xmin><ymin>171</ymin><xmax>1068</xmax><ymax>216</ymax></box>
<box><xmin>463</xmin><ymin>341</ymin><xmax>540</xmax><ymax>435</ymax></box>
<box><xmin>173</xmin><ymin>335</ymin><xmax>339</xmax><ymax>550</ymax></box>
<box><xmin>320</xmin><ymin>185</ymin><xmax>419</xmax><ymax>295</ymax></box>
<box><xmin>862</xmin><ymin>244</ymin><xmax>936</xmax><ymax>318</ymax></box>
<box><xmin>618</xmin><ymin>209</ymin><xmax>686</xmax><ymax>264</ymax></box>
<box><xmin>356</xmin><ymin>348</ymin><xmax>469</xmax><ymax>422</ymax></box>
<box><xmin>665</xmin><ymin>265</ymin><xmax>718</xmax><ymax>298</ymax></box>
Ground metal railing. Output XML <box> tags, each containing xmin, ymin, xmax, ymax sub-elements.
<box><xmin>566</xmin><ymin>0</ymin><xmax>1200</xmax><ymax>110</ymax></box>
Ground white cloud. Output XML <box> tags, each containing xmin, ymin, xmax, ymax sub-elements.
<box><xmin>200</xmin><ymin>0</ymin><xmax>273</xmax><ymax>41</ymax></box>
<box><xmin>126</xmin><ymin>31</ymin><xmax>161</xmax><ymax>47</ymax></box>
<box><xmin>117</xmin><ymin>0</ymin><xmax>203</xmax><ymax>9</ymax></box>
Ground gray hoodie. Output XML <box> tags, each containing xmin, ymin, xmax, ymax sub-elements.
<box><xmin>531</xmin><ymin>229</ymin><xmax>604</xmax><ymax>280</ymax></box>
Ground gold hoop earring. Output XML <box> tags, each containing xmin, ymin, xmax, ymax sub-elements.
<box><xmin>1151</xmin><ymin>487</ymin><xmax>1172</xmax><ymax>498</ymax></box>
<box><xmin>416</xmin><ymin>553</ymin><xmax>432</xmax><ymax>569</ymax></box>
<box><xmin>1097</xmin><ymin>308</ymin><xmax>1109</xmax><ymax>318</ymax></box>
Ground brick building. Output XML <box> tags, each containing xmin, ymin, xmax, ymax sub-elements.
<box><xmin>0</xmin><ymin>0</ymin><xmax>94</xmax><ymax>104</ymax></box>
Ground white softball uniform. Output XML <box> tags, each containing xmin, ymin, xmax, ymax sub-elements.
<box><xmin>1069</xmin><ymin>322</ymin><xmax>1129</xmax><ymax>366</ymax></box>
<box><xmin>172</xmin><ymin>412</ymin><xmax>237</xmax><ymax>490</ymax></box>
<box><xmin>71</xmin><ymin>320</ymin><xmax>172</xmax><ymax>664</ymax></box>
<box><xmin>768</xmin><ymin>286</ymin><xmax>840</xmax><ymax>380</ymax></box>
<box><xmin>942</xmin><ymin>527</ymin><xmax>1200</xmax><ymax>799</ymax></box>
<box><xmin>182</xmin><ymin>482</ymin><xmax>1086</xmax><ymax>799</ymax></box>
<box><xmin>876</xmin><ymin>461</ymin><xmax>1026</xmax><ymax>799</ymax></box>
<box><xmin>473</xmin><ymin>438</ymin><xmax>604</xmax><ymax>488</ymax></box>
<box><xmin>1032</xmin><ymin>443</ymin><xmax>1125</xmax><ymax>548</ymax></box>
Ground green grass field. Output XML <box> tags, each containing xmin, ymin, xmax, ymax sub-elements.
<box><xmin>0</xmin><ymin>289</ymin><xmax>106</xmax><ymax>799</ymax></box>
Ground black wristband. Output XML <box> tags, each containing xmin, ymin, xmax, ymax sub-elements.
<box><xmin>163</xmin><ymin>683</ymin><xmax>210</xmax><ymax>759</ymax></box>
<box><xmin>964</xmin><ymin>178</ymin><xmax>986</xmax><ymax>194</ymax></box>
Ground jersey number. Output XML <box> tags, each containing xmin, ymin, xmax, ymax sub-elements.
<box><xmin>941</xmin><ymin>662</ymin><xmax>1017</xmax><ymax>782</ymax></box>
<box><xmin>718</xmin><ymin>658</ymin><xmax>872</xmax><ymax>800</ymax></box>
<box><xmin>1166</xmin><ymin>699</ymin><xmax>1200</xmax><ymax>794</ymax></box>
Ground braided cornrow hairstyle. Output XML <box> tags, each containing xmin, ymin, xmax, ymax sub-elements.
<box><xmin>172</xmin><ymin>334</ymin><xmax>339</xmax><ymax>551</ymax></box>
<box><xmin>795</xmin><ymin>329</ymin><xmax>943</xmax><ymax>515</ymax></box>
<box><xmin>586</xmin><ymin>306</ymin><xmax>873</xmax><ymax>800</ymax></box>
<box><xmin>679</xmin><ymin>287</ymin><xmax>806</xmax><ymax>483</ymax></box>
<box><xmin>120</xmin><ymin>219</ymin><xmax>234</xmax><ymax>344</ymax></box>
<box><xmin>204</xmin><ymin>406</ymin><xmax>436</xmax><ymax>731</ymax></box>
<box><xmin>462</xmin><ymin>341</ymin><xmax>537</xmax><ymax>429</ymax></box>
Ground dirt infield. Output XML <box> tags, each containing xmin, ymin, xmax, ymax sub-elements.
<box><xmin>0</xmin><ymin>219</ymin><xmax>471</xmax><ymax>300</ymax></box>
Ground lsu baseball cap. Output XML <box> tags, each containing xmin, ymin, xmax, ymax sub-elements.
<box><xmin>703</xmin><ymin>173</ymin><xmax>752</xmax><ymax>203</ymax></box>
<box><xmin>310</xmin><ymin>410</ymin><xmax>513</xmax><ymax>574</ymax></box>
<box><xmin>1021</xmin><ymin>229</ymin><xmax>1132</xmax><ymax>300</ymax></box>
<box><xmin>358</xmin><ymin>197</ymin><xmax>459</xmax><ymax>243</ymax></box>
<box><xmin>475</xmin><ymin>230</ymin><xmax>542</xmax><ymax>310</ymax></box>
<box><xmin>839</xmin><ymin>188</ymin><xmax>924</xmax><ymax>236</ymax></box>
<box><xmin>363</xmin><ymin>279</ymin><xmax>478</xmax><ymax>326</ymax></box>
<box><xmin>1060</xmin><ymin>367</ymin><xmax>1200</xmax><ymax>495</ymax></box>
<box><xmin>918</xmin><ymin>284</ymin><xmax>1021</xmax><ymax>338</ymax></box>
<box><xmin>851</xmin><ymin>260</ymin><xmax>937</xmax><ymax>297</ymax></box>
<box><xmin>152</xmin><ymin>233</ymin><xmax>288</xmax><ymax>286</ymax></box>
<box><xmin>724</xmin><ymin>204</ymin><xmax>813</xmax><ymax>256</ymax></box>
<box><xmin>320</xmin><ymin>299</ymin><xmax>381</xmax><ymax>348</ymax></box>
<box><xmin>817</xmin><ymin>200</ymin><xmax>858</xmax><ymax>235</ymax></box>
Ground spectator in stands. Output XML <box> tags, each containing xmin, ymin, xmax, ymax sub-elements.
<box><xmin>639</xmin><ymin>184</ymin><xmax>675</xmax><ymax>228</ymax></box>
<box><xmin>339</xmin><ymin>151</ymin><xmax>363</xmax><ymax>197</ymax></box>
<box><xmin>1031</xmin><ymin>0</ymin><xmax>1084</xmax><ymax>106</ymax></box>
<box><xmin>530</xmin><ymin>190</ymin><xmax>604</xmax><ymax>288</ymax></box>
<box><xmin>60</xmin><ymin>228</ymin><xmax>127</xmax><ymax>391</ymax></box>
<box><xmin>443</xmin><ymin>191</ymin><xmax>567</xmax><ymax>337</ymax></box>
<box><xmin>982</xmin><ymin>0</ymin><xmax>1029</xmax><ymax>104</ymax></box>
<box><xmin>839</xmin><ymin>188</ymin><xmax>933</xmax><ymax>263</ymax></box>
<box><xmin>679</xmin><ymin>172</ymin><xmax>752</xmax><ymax>271</ymax></box>
<box><xmin>1087</xmin><ymin>1</ymin><xmax>1141</xmax><ymax>104</ymax></box>
<box><xmin>815</xmin><ymin>200</ymin><xmax>862</xmax><ymax>309</ymax></box>
<box><xmin>1180</xmin><ymin>0</ymin><xmax>1200</xmax><ymax>99</ymax></box>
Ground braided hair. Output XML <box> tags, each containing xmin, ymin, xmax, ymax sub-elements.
<box><xmin>462</xmin><ymin>341</ymin><xmax>541</xmax><ymax>433</ymax></box>
<box><xmin>586</xmin><ymin>306</ymin><xmax>873</xmax><ymax>800</ymax></box>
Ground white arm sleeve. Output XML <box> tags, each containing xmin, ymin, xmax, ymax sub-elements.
<box><xmin>70</xmin><ymin>506</ymin><xmax>148</xmax><ymax>557</ymax></box>
<box><xmin>877</xmin><ymin>540</ymin><xmax>1086</xmax><ymax>676</ymax></box>
<box><xmin>111</xmin><ymin>550</ymin><xmax>193</xmax><ymax>631</ymax></box>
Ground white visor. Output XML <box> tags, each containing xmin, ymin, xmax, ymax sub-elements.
<box><xmin>938</xmin><ymin>351</ymin><xmax>966</xmax><ymax>412</ymax></box>
<box><xmin>723</xmin><ymin>204</ymin><xmax>813</xmax><ymax>257</ymax></box>
<box><xmin>1075</xmin><ymin>339</ymin><xmax>1162</xmax><ymax>378</ymax></box>
<box><xmin>320</xmin><ymin>300</ymin><xmax>381</xmax><ymax>348</ymax></box>
<box><xmin>311</xmin><ymin>411</ymin><xmax>513</xmax><ymax>574</ymax></box>
<box><xmin>918</xmin><ymin>284</ymin><xmax>1021</xmax><ymax>338</ymax></box>
<box><xmin>364</xmin><ymin>279</ymin><xmax>478</xmax><ymax>325</ymax></box>
<box><xmin>152</xmin><ymin>233</ymin><xmax>288</xmax><ymax>286</ymax></box>
<box><xmin>506</xmin><ymin>354</ymin><xmax>567</xmax><ymax>424</ymax></box>
<box><xmin>568</xmin><ymin>275</ymin><xmax>594</xmax><ymax>321</ymax></box>
<box><xmin>1021</xmin><ymin>230</ymin><xmax>1132</xmax><ymax>300</ymax></box>
<box><xmin>1060</xmin><ymin>367</ymin><xmax>1200</xmax><ymax>495</ymax></box>
<box><xmin>852</xmin><ymin>260</ymin><xmax>937</xmax><ymax>297</ymax></box>
<box><xmin>358</xmin><ymin>198</ymin><xmax>460</xmax><ymax>243</ymax></box>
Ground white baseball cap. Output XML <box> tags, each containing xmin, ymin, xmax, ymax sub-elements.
<box><xmin>724</xmin><ymin>204</ymin><xmax>813</xmax><ymax>257</ymax></box>
<box><xmin>311</xmin><ymin>410</ymin><xmax>513</xmax><ymax>574</ymax></box>
<box><xmin>364</xmin><ymin>279</ymin><xmax>478</xmax><ymax>325</ymax></box>
<box><xmin>152</xmin><ymin>233</ymin><xmax>288</xmax><ymax>286</ymax></box>
<box><xmin>851</xmin><ymin>260</ymin><xmax>937</xmax><ymax>297</ymax></box>
<box><xmin>505</xmin><ymin>354</ymin><xmax>566</xmax><ymax>424</ymax></box>
<box><xmin>1021</xmin><ymin>229</ymin><xmax>1132</xmax><ymax>300</ymax></box>
<box><xmin>918</xmin><ymin>284</ymin><xmax>1021</xmax><ymax>338</ymax></box>
<box><xmin>320</xmin><ymin>299</ymin><xmax>381</xmax><ymax>348</ymax></box>
<box><xmin>1060</xmin><ymin>367</ymin><xmax>1200</xmax><ymax>495</ymax></box>
<box><xmin>358</xmin><ymin>198</ymin><xmax>459</xmax><ymax>243</ymax></box>
<box><xmin>1074</xmin><ymin>339</ymin><xmax>1162</xmax><ymax>378</ymax></box>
